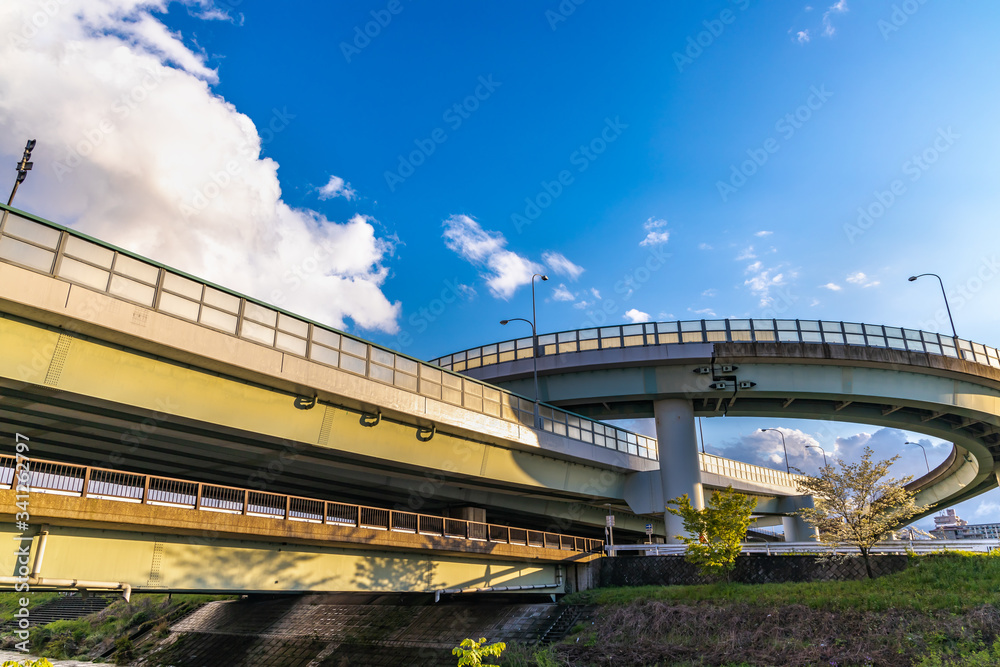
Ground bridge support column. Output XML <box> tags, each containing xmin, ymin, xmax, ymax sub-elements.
<box><xmin>778</xmin><ymin>495</ymin><xmax>819</xmax><ymax>542</ymax></box>
<box><xmin>653</xmin><ymin>399</ymin><xmax>703</xmax><ymax>544</ymax></box>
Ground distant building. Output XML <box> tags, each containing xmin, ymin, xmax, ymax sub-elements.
<box><xmin>949</xmin><ymin>523</ymin><xmax>1000</xmax><ymax>540</ymax></box>
<box><xmin>930</xmin><ymin>509</ymin><xmax>1000</xmax><ymax>539</ymax></box>
<box><xmin>931</xmin><ymin>508</ymin><xmax>967</xmax><ymax>535</ymax></box>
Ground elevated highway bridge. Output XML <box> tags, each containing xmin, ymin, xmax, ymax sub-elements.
<box><xmin>435</xmin><ymin>318</ymin><xmax>1000</xmax><ymax>536</ymax></box>
<box><xmin>0</xmin><ymin>202</ymin><xmax>997</xmax><ymax>594</ymax></box>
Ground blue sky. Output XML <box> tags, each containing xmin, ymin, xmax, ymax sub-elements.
<box><xmin>2</xmin><ymin>0</ymin><xmax>999</xmax><ymax>531</ymax></box>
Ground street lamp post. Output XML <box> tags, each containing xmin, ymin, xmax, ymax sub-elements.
<box><xmin>604</xmin><ymin>503</ymin><xmax>615</xmax><ymax>554</ymax></box>
<box><xmin>7</xmin><ymin>139</ymin><xmax>36</xmax><ymax>207</ymax></box>
<box><xmin>760</xmin><ymin>428</ymin><xmax>790</xmax><ymax>474</ymax></box>
<box><xmin>905</xmin><ymin>441</ymin><xmax>930</xmax><ymax>473</ymax></box>
<box><xmin>804</xmin><ymin>443</ymin><xmax>828</xmax><ymax>469</ymax></box>
<box><xmin>908</xmin><ymin>273</ymin><xmax>957</xmax><ymax>341</ymax></box>
<box><xmin>500</xmin><ymin>274</ymin><xmax>548</xmax><ymax>428</ymax></box>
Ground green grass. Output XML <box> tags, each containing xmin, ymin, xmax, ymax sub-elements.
<box><xmin>564</xmin><ymin>553</ymin><xmax>1000</xmax><ymax>613</ymax></box>
<box><xmin>0</xmin><ymin>593</ymin><xmax>232</xmax><ymax>661</ymax></box>
<box><xmin>0</xmin><ymin>593</ymin><xmax>63</xmax><ymax>623</ymax></box>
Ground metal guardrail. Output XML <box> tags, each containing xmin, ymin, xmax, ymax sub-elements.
<box><xmin>0</xmin><ymin>203</ymin><xmax>658</xmax><ymax>460</ymax></box>
<box><xmin>701</xmin><ymin>452</ymin><xmax>801</xmax><ymax>489</ymax></box>
<box><xmin>431</xmin><ymin>319</ymin><xmax>1000</xmax><ymax>372</ymax></box>
<box><xmin>0</xmin><ymin>455</ymin><xmax>604</xmax><ymax>554</ymax></box>
<box><xmin>0</xmin><ymin>206</ymin><xmax>840</xmax><ymax>489</ymax></box>
<box><xmin>611</xmin><ymin>539</ymin><xmax>999</xmax><ymax>556</ymax></box>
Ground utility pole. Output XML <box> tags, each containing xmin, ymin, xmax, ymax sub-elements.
<box><xmin>8</xmin><ymin>140</ymin><xmax>36</xmax><ymax>206</ymax></box>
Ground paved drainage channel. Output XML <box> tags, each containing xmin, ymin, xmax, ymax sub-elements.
<box><xmin>140</xmin><ymin>593</ymin><xmax>591</xmax><ymax>666</ymax></box>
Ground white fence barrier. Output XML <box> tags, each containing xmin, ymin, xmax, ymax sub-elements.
<box><xmin>608</xmin><ymin>539</ymin><xmax>999</xmax><ymax>557</ymax></box>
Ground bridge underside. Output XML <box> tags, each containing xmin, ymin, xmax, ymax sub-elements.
<box><xmin>0</xmin><ymin>522</ymin><xmax>567</xmax><ymax>595</ymax></box>
<box><xmin>564</xmin><ymin>396</ymin><xmax>998</xmax><ymax>522</ymax></box>
<box><xmin>0</xmin><ymin>314</ymin><xmax>658</xmax><ymax>538</ymax></box>
<box><xmin>469</xmin><ymin>345</ymin><xmax>1000</xmax><ymax>524</ymax></box>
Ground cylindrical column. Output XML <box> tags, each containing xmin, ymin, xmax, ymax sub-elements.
<box><xmin>778</xmin><ymin>495</ymin><xmax>819</xmax><ymax>542</ymax></box>
<box><xmin>654</xmin><ymin>398</ymin><xmax>704</xmax><ymax>543</ymax></box>
<box><xmin>782</xmin><ymin>514</ymin><xmax>818</xmax><ymax>543</ymax></box>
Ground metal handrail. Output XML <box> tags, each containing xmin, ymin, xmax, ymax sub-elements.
<box><xmin>0</xmin><ymin>206</ymin><xmax>958</xmax><ymax>491</ymax></box>
<box><xmin>431</xmin><ymin>319</ymin><xmax>998</xmax><ymax>372</ymax></box>
<box><xmin>700</xmin><ymin>452</ymin><xmax>803</xmax><ymax>490</ymax></box>
<box><xmin>1</xmin><ymin>455</ymin><xmax>604</xmax><ymax>554</ymax></box>
<box><xmin>614</xmin><ymin>539</ymin><xmax>999</xmax><ymax>556</ymax></box>
<box><xmin>0</xmin><ymin>204</ymin><xmax>658</xmax><ymax>460</ymax></box>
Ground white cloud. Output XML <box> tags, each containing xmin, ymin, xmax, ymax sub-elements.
<box><xmin>713</xmin><ymin>426</ymin><xmax>947</xmax><ymax>480</ymax></box>
<box><xmin>552</xmin><ymin>283</ymin><xmax>574</xmax><ymax>302</ymax></box>
<box><xmin>689</xmin><ymin>307</ymin><xmax>717</xmax><ymax>317</ymax></box>
<box><xmin>823</xmin><ymin>0</ymin><xmax>848</xmax><ymax>36</ymax></box>
<box><xmin>793</xmin><ymin>1</ymin><xmax>845</xmax><ymax>45</ymax></box>
<box><xmin>702</xmin><ymin>288</ymin><xmax>717</xmax><ymax>297</ymax></box>
<box><xmin>820</xmin><ymin>282</ymin><xmax>842</xmax><ymax>291</ymax></box>
<box><xmin>736</xmin><ymin>246</ymin><xmax>757</xmax><ymax>261</ymax></box>
<box><xmin>624</xmin><ymin>308</ymin><xmax>651</xmax><ymax>323</ymax></box>
<box><xmin>744</xmin><ymin>261</ymin><xmax>795</xmax><ymax>308</ymax></box>
<box><xmin>442</xmin><ymin>215</ymin><xmax>543</xmax><ymax>299</ymax></box>
<box><xmin>542</xmin><ymin>251</ymin><xmax>584</xmax><ymax>281</ymax></box>
<box><xmin>698</xmin><ymin>243</ymin><xmax>713</xmax><ymax>250</ymax></box>
<box><xmin>317</xmin><ymin>175</ymin><xmax>357</xmax><ymax>201</ymax></box>
<box><xmin>846</xmin><ymin>272</ymin><xmax>880</xmax><ymax>288</ymax></box>
<box><xmin>715</xmin><ymin>427</ymin><xmax>824</xmax><ymax>472</ymax></box>
<box><xmin>590</xmin><ymin>288</ymin><xmax>602</xmax><ymax>299</ymax></box>
<box><xmin>973</xmin><ymin>501</ymin><xmax>1000</xmax><ymax>519</ymax></box>
<box><xmin>572</xmin><ymin>301</ymin><xmax>590</xmax><ymax>310</ymax></box>
<box><xmin>639</xmin><ymin>217</ymin><xmax>670</xmax><ymax>246</ymax></box>
<box><xmin>0</xmin><ymin>1</ymin><xmax>401</xmax><ymax>333</ymax></box>
<box><xmin>754</xmin><ymin>230</ymin><xmax>773</xmax><ymax>237</ymax></box>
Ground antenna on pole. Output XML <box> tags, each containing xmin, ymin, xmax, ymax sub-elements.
<box><xmin>8</xmin><ymin>139</ymin><xmax>36</xmax><ymax>206</ymax></box>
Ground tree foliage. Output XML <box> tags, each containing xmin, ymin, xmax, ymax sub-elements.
<box><xmin>795</xmin><ymin>445</ymin><xmax>925</xmax><ymax>578</ymax></box>
<box><xmin>452</xmin><ymin>637</ymin><xmax>506</xmax><ymax>666</ymax></box>
<box><xmin>667</xmin><ymin>486</ymin><xmax>757</xmax><ymax>579</ymax></box>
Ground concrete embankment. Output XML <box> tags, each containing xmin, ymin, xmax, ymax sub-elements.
<box><xmin>141</xmin><ymin>593</ymin><xmax>584</xmax><ymax>666</ymax></box>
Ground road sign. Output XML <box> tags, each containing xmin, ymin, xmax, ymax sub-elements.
<box><xmin>645</xmin><ymin>523</ymin><xmax>653</xmax><ymax>535</ymax></box>
<box><xmin>605</xmin><ymin>515</ymin><xmax>615</xmax><ymax>527</ymax></box>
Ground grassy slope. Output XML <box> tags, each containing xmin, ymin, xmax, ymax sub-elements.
<box><xmin>564</xmin><ymin>553</ymin><xmax>1000</xmax><ymax>613</ymax></box>
<box><xmin>507</xmin><ymin>554</ymin><xmax>1000</xmax><ymax>667</ymax></box>
<box><xmin>0</xmin><ymin>593</ymin><xmax>63</xmax><ymax>623</ymax></box>
<box><xmin>0</xmin><ymin>593</ymin><xmax>232</xmax><ymax>663</ymax></box>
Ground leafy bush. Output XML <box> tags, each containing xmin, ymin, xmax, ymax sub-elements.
<box><xmin>666</xmin><ymin>486</ymin><xmax>757</xmax><ymax>580</ymax></box>
<box><xmin>453</xmin><ymin>637</ymin><xmax>506</xmax><ymax>665</ymax></box>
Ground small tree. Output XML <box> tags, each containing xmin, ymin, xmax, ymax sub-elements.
<box><xmin>795</xmin><ymin>445</ymin><xmax>926</xmax><ymax>579</ymax></box>
<box><xmin>452</xmin><ymin>637</ymin><xmax>506</xmax><ymax>666</ymax></box>
<box><xmin>667</xmin><ymin>485</ymin><xmax>757</xmax><ymax>580</ymax></box>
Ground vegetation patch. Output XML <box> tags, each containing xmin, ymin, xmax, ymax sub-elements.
<box><xmin>0</xmin><ymin>593</ymin><xmax>230</xmax><ymax>663</ymax></box>
<box><xmin>527</xmin><ymin>554</ymin><xmax>1000</xmax><ymax>666</ymax></box>
<box><xmin>567</xmin><ymin>553</ymin><xmax>1000</xmax><ymax>613</ymax></box>
<box><xmin>0</xmin><ymin>594</ymin><xmax>62</xmax><ymax>624</ymax></box>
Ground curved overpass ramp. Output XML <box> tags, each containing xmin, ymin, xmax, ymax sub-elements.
<box><xmin>0</xmin><ymin>204</ymin><xmax>812</xmax><ymax>546</ymax></box>
<box><xmin>435</xmin><ymin>320</ymin><xmax>1000</xmax><ymax>534</ymax></box>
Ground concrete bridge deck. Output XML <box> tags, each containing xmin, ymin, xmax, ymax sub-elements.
<box><xmin>437</xmin><ymin>320</ymin><xmax>1000</xmax><ymax>527</ymax></box>
<box><xmin>0</xmin><ymin>203</ymin><xmax>806</xmax><ymax>541</ymax></box>
<box><xmin>0</xmin><ymin>454</ymin><xmax>599</xmax><ymax>596</ymax></box>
